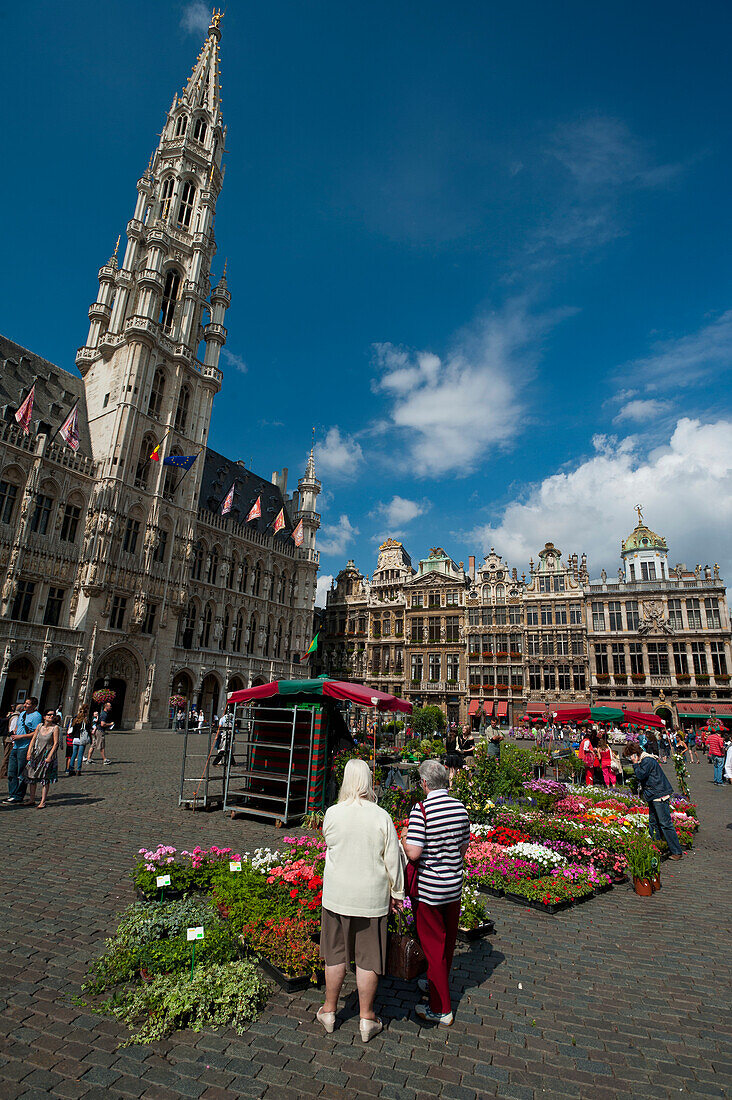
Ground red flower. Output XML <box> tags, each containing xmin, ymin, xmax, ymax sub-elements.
<box><xmin>290</xmin><ymin>888</ymin><xmax>298</xmax><ymax>899</ymax></box>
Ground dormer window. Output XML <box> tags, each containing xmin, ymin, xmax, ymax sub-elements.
<box><xmin>175</xmin><ymin>114</ymin><xmax>188</xmax><ymax>137</ymax></box>
<box><xmin>160</xmin><ymin>177</ymin><xmax>175</xmax><ymax>220</ymax></box>
<box><xmin>177</xmin><ymin>181</ymin><xmax>196</xmax><ymax>228</ymax></box>
<box><xmin>193</xmin><ymin>118</ymin><xmax>207</xmax><ymax>144</ymax></box>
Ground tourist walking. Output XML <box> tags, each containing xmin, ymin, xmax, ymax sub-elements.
<box><xmin>1</xmin><ymin>705</ymin><xmax>20</xmax><ymax>779</ymax></box>
<box><xmin>317</xmin><ymin>758</ymin><xmax>404</xmax><ymax>1042</ymax></box>
<box><xmin>84</xmin><ymin>712</ymin><xmax>99</xmax><ymax>763</ymax></box>
<box><xmin>705</xmin><ymin>728</ymin><xmax>727</xmax><ymax>785</ymax></box>
<box><xmin>23</xmin><ymin>709</ymin><xmax>60</xmax><ymax>808</ymax></box>
<box><xmin>5</xmin><ymin>697</ymin><xmax>42</xmax><ymax>804</ymax></box>
<box><xmin>485</xmin><ymin>717</ymin><xmax>503</xmax><ymax>760</ymax></box>
<box><xmin>68</xmin><ymin>705</ymin><xmax>89</xmax><ymax>775</ymax></box>
<box><xmin>597</xmin><ymin>734</ymin><xmax>617</xmax><ymax>787</ymax></box>
<box><xmin>622</xmin><ymin>742</ymin><xmax>683</xmax><ymax>859</ymax></box>
<box><xmin>579</xmin><ymin>730</ymin><xmax>599</xmax><ymax>785</ymax></box>
<box><xmin>686</xmin><ymin>726</ymin><xmax>700</xmax><ymax>763</ymax></box>
<box><xmin>88</xmin><ymin>703</ymin><xmax>112</xmax><ymax>765</ymax></box>
<box><xmin>402</xmin><ymin>760</ymin><xmax>471</xmax><ymax>1027</ymax></box>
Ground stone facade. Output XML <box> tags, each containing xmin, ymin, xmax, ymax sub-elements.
<box><xmin>322</xmin><ymin>520</ymin><xmax>732</xmax><ymax>727</ymax></box>
<box><xmin>0</xmin><ymin>16</ymin><xmax>320</xmax><ymax>727</ymax></box>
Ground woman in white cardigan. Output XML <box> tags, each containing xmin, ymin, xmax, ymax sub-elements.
<box><xmin>317</xmin><ymin>758</ymin><xmax>404</xmax><ymax>1041</ymax></box>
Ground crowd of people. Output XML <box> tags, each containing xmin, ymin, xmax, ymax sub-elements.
<box><xmin>0</xmin><ymin>699</ymin><xmax>115</xmax><ymax>808</ymax></box>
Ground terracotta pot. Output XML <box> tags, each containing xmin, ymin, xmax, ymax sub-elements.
<box><xmin>633</xmin><ymin>877</ymin><xmax>653</xmax><ymax>897</ymax></box>
<box><xmin>651</xmin><ymin>872</ymin><xmax>661</xmax><ymax>892</ymax></box>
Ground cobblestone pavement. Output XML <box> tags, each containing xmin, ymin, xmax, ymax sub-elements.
<box><xmin>1</xmin><ymin>730</ymin><xmax>730</xmax><ymax>1100</ymax></box>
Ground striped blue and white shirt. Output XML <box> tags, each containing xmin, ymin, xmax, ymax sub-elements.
<box><xmin>406</xmin><ymin>788</ymin><xmax>470</xmax><ymax>905</ymax></box>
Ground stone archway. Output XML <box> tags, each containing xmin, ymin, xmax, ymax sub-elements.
<box><xmin>91</xmin><ymin>646</ymin><xmax>143</xmax><ymax>729</ymax></box>
<box><xmin>655</xmin><ymin>705</ymin><xmax>673</xmax><ymax>729</ymax></box>
<box><xmin>227</xmin><ymin>674</ymin><xmax>244</xmax><ymax>693</ymax></box>
<box><xmin>198</xmin><ymin>672</ymin><xmax>221</xmax><ymax>722</ymax></box>
<box><xmin>1</xmin><ymin>656</ymin><xmax>35</xmax><ymax>713</ymax></box>
<box><xmin>40</xmin><ymin>659</ymin><xmax>70</xmax><ymax>717</ymax></box>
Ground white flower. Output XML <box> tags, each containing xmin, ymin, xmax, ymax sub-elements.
<box><xmin>505</xmin><ymin>842</ymin><xmax>567</xmax><ymax>867</ymax></box>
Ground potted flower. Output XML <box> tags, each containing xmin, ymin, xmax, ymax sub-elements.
<box><xmin>457</xmin><ymin>885</ymin><xmax>494</xmax><ymax>941</ymax></box>
<box><xmin>625</xmin><ymin>833</ymin><xmax>656</xmax><ymax>896</ymax></box>
<box><xmin>169</xmin><ymin>694</ymin><xmax>187</xmax><ymax>710</ymax></box>
<box><xmin>93</xmin><ymin>687</ymin><xmax>116</xmax><ymax>705</ymax></box>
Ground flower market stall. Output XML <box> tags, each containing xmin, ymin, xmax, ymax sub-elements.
<box><xmin>221</xmin><ymin>677</ymin><xmax>411</xmax><ymax>825</ymax></box>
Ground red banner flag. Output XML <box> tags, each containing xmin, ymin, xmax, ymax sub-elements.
<box><xmin>246</xmin><ymin>496</ymin><xmax>261</xmax><ymax>522</ymax></box>
<box><xmin>58</xmin><ymin>404</ymin><xmax>80</xmax><ymax>452</ymax></box>
<box><xmin>273</xmin><ymin>507</ymin><xmax>285</xmax><ymax>533</ymax></box>
<box><xmin>292</xmin><ymin>519</ymin><xmax>304</xmax><ymax>546</ymax></box>
<box><xmin>221</xmin><ymin>483</ymin><xmax>235</xmax><ymax>516</ymax></box>
<box><xmin>14</xmin><ymin>384</ymin><xmax>35</xmax><ymax>434</ymax></box>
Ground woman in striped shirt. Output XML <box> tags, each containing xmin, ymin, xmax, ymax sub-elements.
<box><xmin>402</xmin><ymin>759</ymin><xmax>470</xmax><ymax>1026</ymax></box>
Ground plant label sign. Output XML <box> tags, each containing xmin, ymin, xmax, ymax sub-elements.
<box><xmin>229</xmin><ymin>861</ymin><xmax>242</xmax><ymax>872</ymax></box>
<box><xmin>156</xmin><ymin>874</ymin><xmax>171</xmax><ymax>888</ymax></box>
<box><xmin>187</xmin><ymin>927</ymin><xmax>204</xmax><ymax>941</ymax></box>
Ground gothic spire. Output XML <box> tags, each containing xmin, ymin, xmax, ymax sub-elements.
<box><xmin>177</xmin><ymin>10</ymin><xmax>224</xmax><ymax>123</ymax></box>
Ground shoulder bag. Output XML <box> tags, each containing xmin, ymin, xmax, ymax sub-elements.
<box><xmin>404</xmin><ymin>801</ymin><xmax>426</xmax><ymax>898</ymax></box>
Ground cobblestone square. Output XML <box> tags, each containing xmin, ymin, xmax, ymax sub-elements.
<box><xmin>1</xmin><ymin>730</ymin><xmax>730</xmax><ymax>1099</ymax></box>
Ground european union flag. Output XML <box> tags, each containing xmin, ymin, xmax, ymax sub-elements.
<box><xmin>162</xmin><ymin>454</ymin><xmax>198</xmax><ymax>470</ymax></box>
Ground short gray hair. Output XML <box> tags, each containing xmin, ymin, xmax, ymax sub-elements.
<box><xmin>418</xmin><ymin>759</ymin><xmax>449</xmax><ymax>791</ymax></box>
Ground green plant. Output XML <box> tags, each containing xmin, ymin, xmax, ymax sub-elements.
<box><xmin>98</xmin><ymin>960</ymin><xmax>270</xmax><ymax>1045</ymax></box>
<box><xmin>83</xmin><ymin>898</ymin><xmax>230</xmax><ymax>993</ymax></box>
<box><xmin>410</xmin><ymin>706</ymin><xmax>446</xmax><ymax>739</ymax></box>
<box><xmin>671</xmin><ymin>753</ymin><xmax>691</xmax><ymax>798</ymax></box>
<box><xmin>378</xmin><ymin>784</ymin><xmax>420</xmax><ymax>818</ymax></box>
<box><xmin>624</xmin><ymin>832</ymin><xmax>657</xmax><ymax>880</ymax></box>
<box><xmin>210</xmin><ymin>864</ymin><xmax>302</xmax><ymax>933</ymax></box>
<box><xmin>302</xmin><ymin>810</ymin><xmax>325</xmax><ymax>830</ymax></box>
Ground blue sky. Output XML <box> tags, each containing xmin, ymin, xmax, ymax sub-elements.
<box><xmin>2</xmin><ymin>0</ymin><xmax>732</xmax><ymax>600</ymax></box>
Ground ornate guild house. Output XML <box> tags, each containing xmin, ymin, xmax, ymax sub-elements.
<box><xmin>0</xmin><ymin>15</ymin><xmax>320</xmax><ymax>727</ymax></box>
<box><xmin>323</xmin><ymin>515</ymin><xmax>732</xmax><ymax>729</ymax></box>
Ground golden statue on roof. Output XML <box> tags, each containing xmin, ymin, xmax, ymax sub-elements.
<box><xmin>211</xmin><ymin>9</ymin><xmax>223</xmax><ymax>27</ymax></box>
<box><xmin>636</xmin><ymin>503</ymin><xmax>643</xmax><ymax>525</ymax></box>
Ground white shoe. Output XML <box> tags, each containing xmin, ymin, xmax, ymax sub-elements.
<box><xmin>359</xmin><ymin>1017</ymin><xmax>383</xmax><ymax>1043</ymax></box>
<box><xmin>415</xmin><ymin>1003</ymin><xmax>453</xmax><ymax>1027</ymax></box>
<box><xmin>103</xmin><ymin>760</ymin><xmax>112</xmax><ymax>765</ymax></box>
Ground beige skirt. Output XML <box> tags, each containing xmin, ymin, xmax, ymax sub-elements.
<box><xmin>319</xmin><ymin>907</ymin><xmax>388</xmax><ymax>974</ymax></box>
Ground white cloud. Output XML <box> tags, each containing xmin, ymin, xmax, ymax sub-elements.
<box><xmin>371</xmin><ymin>495</ymin><xmax>429</xmax><ymax>539</ymax></box>
<box><xmin>614</xmin><ymin>399</ymin><xmax>671</xmax><ymax>424</ymax></box>
<box><xmin>221</xmin><ymin>349</ymin><xmax>248</xmax><ymax>375</ymax></box>
<box><xmin>318</xmin><ymin>514</ymin><xmax>359</xmax><ymax>557</ymax></box>
<box><xmin>629</xmin><ymin>309</ymin><xmax>732</xmax><ymax>390</ymax></box>
<box><xmin>536</xmin><ymin>115</ymin><xmax>682</xmax><ymax>256</ymax></box>
<box><xmin>315</xmin><ymin>574</ymin><xmax>333</xmax><ymax>606</ymax></box>
<box><xmin>471</xmin><ymin>418</ymin><xmax>732</xmax><ymax>581</ymax></box>
<box><xmin>316</xmin><ymin>427</ymin><xmax>363</xmax><ymax>480</ymax></box>
<box><xmin>180</xmin><ymin>1</ymin><xmax>210</xmax><ymax>35</ymax></box>
<box><xmin>373</xmin><ymin>300</ymin><xmax>570</xmax><ymax>477</ymax></box>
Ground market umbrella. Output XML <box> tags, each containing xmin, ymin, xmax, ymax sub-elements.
<box><xmin>554</xmin><ymin>705</ymin><xmax>625</xmax><ymax>724</ymax></box>
<box><xmin>227</xmin><ymin>675</ymin><xmax>412</xmax><ymax>714</ymax></box>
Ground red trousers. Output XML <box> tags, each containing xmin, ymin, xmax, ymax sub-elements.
<box><xmin>413</xmin><ymin>897</ymin><xmax>461</xmax><ymax>1014</ymax></box>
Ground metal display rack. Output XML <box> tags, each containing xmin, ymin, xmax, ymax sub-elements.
<box><xmin>223</xmin><ymin>703</ymin><xmax>317</xmax><ymax>824</ymax></box>
<box><xmin>178</xmin><ymin>716</ymin><xmax>225</xmax><ymax>811</ymax></box>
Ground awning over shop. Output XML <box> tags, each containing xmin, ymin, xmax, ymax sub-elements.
<box><xmin>495</xmin><ymin>700</ymin><xmax>508</xmax><ymax>718</ymax></box>
<box><xmin>677</xmin><ymin>702</ymin><xmax>732</xmax><ymax>718</ymax></box>
<box><xmin>483</xmin><ymin>700</ymin><xmax>494</xmax><ymax>717</ymax></box>
<box><xmin>468</xmin><ymin>699</ymin><xmax>481</xmax><ymax>716</ymax></box>
<box><xmin>526</xmin><ymin>701</ymin><xmax>547</xmax><ymax>714</ymax></box>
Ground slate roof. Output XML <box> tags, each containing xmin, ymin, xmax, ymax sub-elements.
<box><xmin>199</xmin><ymin>447</ymin><xmax>294</xmax><ymax>536</ymax></box>
<box><xmin>0</xmin><ymin>334</ymin><xmax>93</xmax><ymax>458</ymax></box>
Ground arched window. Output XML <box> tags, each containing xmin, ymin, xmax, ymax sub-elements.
<box><xmin>275</xmin><ymin>619</ymin><xmax>284</xmax><ymax>658</ymax></box>
<box><xmin>495</xmin><ymin>584</ymin><xmax>505</xmax><ymax>603</ymax></box>
<box><xmin>174</xmin><ymin>115</ymin><xmax>187</xmax><ymax>137</ymax></box>
<box><xmin>178</xmin><ymin>599</ymin><xmax>196</xmax><ymax>648</ymax></box>
<box><xmin>289</xmin><ymin>575</ymin><xmax>296</xmax><ymax>604</ymax></box>
<box><xmin>160</xmin><ymin>177</ymin><xmax>175</xmax><ymax>219</ymax></box>
<box><xmin>240</xmin><ymin>558</ymin><xmax>249</xmax><ymax>593</ymax></box>
<box><xmin>148</xmin><ymin>368</ymin><xmax>166</xmax><ymax>418</ymax></box>
<box><xmin>159</xmin><ymin>269</ymin><xmax>181</xmax><ymax>333</ymax></box>
<box><xmin>233</xmin><ymin>611</ymin><xmax>244</xmax><ymax>652</ymax></box>
<box><xmin>253</xmin><ymin>562</ymin><xmax>261</xmax><ymax>597</ymax></box>
<box><xmin>247</xmin><ymin>614</ymin><xmax>257</xmax><ymax>654</ymax></box>
<box><xmin>174</xmin><ymin>385</ymin><xmax>190</xmax><ymax>433</ymax></box>
<box><xmin>220</xmin><ymin>609</ymin><xmax>229</xmax><ymax>651</ymax></box>
<box><xmin>264</xmin><ymin>618</ymin><xmax>272</xmax><ymax>656</ymax></box>
<box><xmin>177</xmin><ymin>180</ymin><xmax>196</xmax><ymax>228</ymax></box>
<box><xmin>190</xmin><ymin>541</ymin><xmax>204</xmax><ymax>581</ymax></box>
<box><xmin>207</xmin><ymin>547</ymin><xmax>219</xmax><ymax>585</ymax></box>
<box><xmin>200</xmin><ymin>604</ymin><xmax>212</xmax><ymax>648</ymax></box>
<box><xmin>193</xmin><ymin>118</ymin><xmax>207</xmax><ymax>144</ymax></box>
<box><xmin>134</xmin><ymin>434</ymin><xmax>157</xmax><ymax>489</ymax></box>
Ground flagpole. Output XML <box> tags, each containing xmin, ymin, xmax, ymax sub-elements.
<box><xmin>49</xmin><ymin>400</ymin><xmax>79</xmax><ymax>444</ymax></box>
<box><xmin>172</xmin><ymin>445</ymin><xmax>204</xmax><ymax>495</ymax></box>
<box><xmin>141</xmin><ymin>425</ymin><xmax>172</xmax><ymax>479</ymax></box>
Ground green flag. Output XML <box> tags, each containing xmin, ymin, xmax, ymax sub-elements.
<box><xmin>300</xmin><ymin>631</ymin><xmax>319</xmax><ymax>661</ymax></box>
